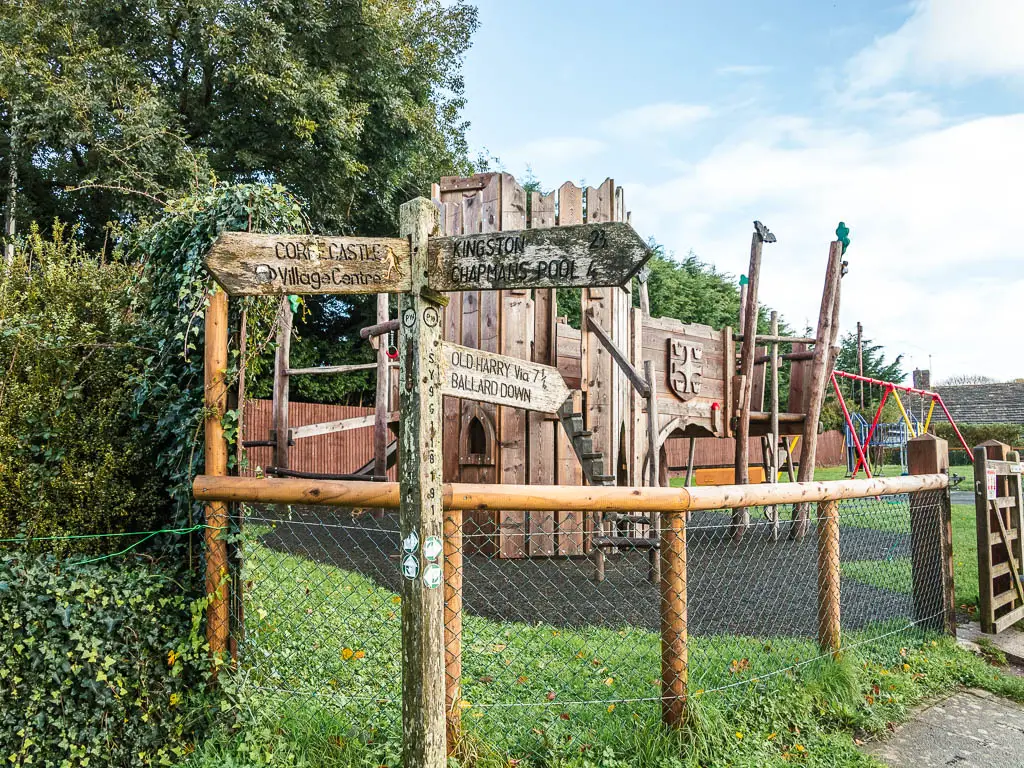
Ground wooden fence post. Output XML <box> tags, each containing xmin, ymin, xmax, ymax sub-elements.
<box><xmin>975</xmin><ymin>440</ymin><xmax>1010</xmax><ymax>634</ymax></box>
<box><xmin>908</xmin><ymin>433</ymin><xmax>955</xmax><ymax>634</ymax></box>
<box><xmin>397</xmin><ymin>197</ymin><xmax>447</xmax><ymax>768</ymax></box>
<box><xmin>660</xmin><ymin>511</ymin><xmax>687</xmax><ymax>727</ymax></box>
<box><xmin>443</xmin><ymin>507</ymin><xmax>463</xmax><ymax>751</ymax></box>
<box><xmin>204</xmin><ymin>286</ymin><xmax>230</xmax><ymax>665</ymax></box>
<box><xmin>816</xmin><ymin>499</ymin><xmax>841</xmax><ymax>654</ymax></box>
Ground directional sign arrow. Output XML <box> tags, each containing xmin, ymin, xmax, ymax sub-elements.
<box><xmin>426</xmin><ymin>221</ymin><xmax>652</xmax><ymax>292</ymax></box>
<box><xmin>205</xmin><ymin>232</ymin><xmax>411</xmax><ymax>296</ymax></box>
<box><xmin>440</xmin><ymin>341</ymin><xmax>571</xmax><ymax>414</ymax></box>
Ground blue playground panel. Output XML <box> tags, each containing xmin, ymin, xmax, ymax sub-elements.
<box><xmin>843</xmin><ymin>412</ymin><xmax>920</xmax><ymax>475</ymax></box>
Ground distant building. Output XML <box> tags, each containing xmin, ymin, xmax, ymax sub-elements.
<box><xmin>931</xmin><ymin>381</ymin><xmax>1024</xmax><ymax>425</ymax></box>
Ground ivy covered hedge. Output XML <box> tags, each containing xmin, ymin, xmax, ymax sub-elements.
<box><xmin>0</xmin><ymin>224</ymin><xmax>168</xmax><ymax>549</ymax></box>
<box><xmin>0</xmin><ymin>552</ymin><xmax>209</xmax><ymax>766</ymax></box>
<box><xmin>130</xmin><ymin>183</ymin><xmax>305</xmax><ymax>527</ymax></box>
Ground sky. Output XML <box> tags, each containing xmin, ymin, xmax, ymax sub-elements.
<box><xmin>458</xmin><ymin>0</ymin><xmax>1024</xmax><ymax>383</ymax></box>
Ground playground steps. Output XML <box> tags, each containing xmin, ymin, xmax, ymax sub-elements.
<box><xmin>556</xmin><ymin>402</ymin><xmax>658</xmax><ymax>568</ymax></box>
<box><xmin>557</xmin><ymin>402</ymin><xmax>616</xmax><ymax>488</ymax></box>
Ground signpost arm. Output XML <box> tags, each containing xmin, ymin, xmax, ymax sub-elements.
<box><xmin>397</xmin><ymin>198</ymin><xmax>447</xmax><ymax>768</ymax></box>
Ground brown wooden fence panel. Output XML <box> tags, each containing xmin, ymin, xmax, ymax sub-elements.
<box><xmin>242</xmin><ymin>399</ymin><xmax>395</xmax><ymax>479</ymax></box>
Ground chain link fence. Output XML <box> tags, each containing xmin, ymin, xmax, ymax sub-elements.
<box><xmin>230</xmin><ymin>486</ymin><xmax>949</xmax><ymax>760</ymax></box>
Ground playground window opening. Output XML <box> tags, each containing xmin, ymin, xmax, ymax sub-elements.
<box><xmin>468</xmin><ymin>416</ymin><xmax>487</xmax><ymax>456</ymax></box>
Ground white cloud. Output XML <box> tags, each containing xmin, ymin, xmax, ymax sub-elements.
<box><xmin>600</xmin><ymin>102</ymin><xmax>713</xmax><ymax>139</ymax></box>
<box><xmin>625</xmin><ymin>113</ymin><xmax>1024</xmax><ymax>380</ymax></box>
<box><xmin>503</xmin><ymin>136</ymin><xmax>607</xmax><ymax>173</ymax></box>
<box><xmin>847</xmin><ymin>0</ymin><xmax>1024</xmax><ymax>91</ymax></box>
<box><xmin>717</xmin><ymin>65</ymin><xmax>772</xmax><ymax>77</ymax></box>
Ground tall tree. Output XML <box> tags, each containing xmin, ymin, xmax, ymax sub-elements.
<box><xmin>0</xmin><ymin>0</ymin><xmax>478</xmax><ymax>249</ymax></box>
<box><xmin>827</xmin><ymin>331</ymin><xmax>905</xmax><ymax>421</ymax></box>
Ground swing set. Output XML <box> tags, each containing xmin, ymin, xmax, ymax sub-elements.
<box><xmin>831</xmin><ymin>370</ymin><xmax>971</xmax><ymax>478</ymax></box>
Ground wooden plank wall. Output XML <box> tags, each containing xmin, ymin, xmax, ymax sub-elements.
<box><xmin>435</xmin><ymin>173</ymin><xmax>618</xmax><ymax>557</ymax></box>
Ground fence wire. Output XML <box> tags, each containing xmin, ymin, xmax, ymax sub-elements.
<box><xmin>231</xmin><ymin>488</ymin><xmax>948</xmax><ymax>760</ymax></box>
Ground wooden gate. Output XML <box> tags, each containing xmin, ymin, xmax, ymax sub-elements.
<box><xmin>975</xmin><ymin>440</ymin><xmax>1024</xmax><ymax>633</ymax></box>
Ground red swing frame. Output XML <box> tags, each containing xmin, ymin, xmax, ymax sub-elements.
<box><xmin>831</xmin><ymin>370</ymin><xmax>972</xmax><ymax>478</ymax></box>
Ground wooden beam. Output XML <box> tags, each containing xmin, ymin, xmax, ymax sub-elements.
<box><xmin>793</xmin><ymin>241</ymin><xmax>844</xmax><ymax>539</ymax></box>
<box><xmin>443</xmin><ymin>507</ymin><xmax>463</xmax><ymax>748</ymax></box>
<box><xmin>397</xmin><ymin>198</ymin><xmax>446</xmax><ymax>768</ymax></box>
<box><xmin>204</xmin><ymin>287</ymin><xmax>230</xmax><ymax>667</ymax></box>
<box><xmin>290</xmin><ymin>412</ymin><xmax>400</xmax><ymax>441</ymax></box>
<box><xmin>286</xmin><ymin>363</ymin><xmax>379</xmax><ymax>375</ymax></box>
<box><xmin>734</xmin><ymin>333</ymin><xmax>817</xmax><ymax>345</ymax></box>
<box><xmin>193</xmin><ymin>473</ymin><xmax>948</xmax><ymax>513</ymax></box>
<box><xmin>374</xmin><ymin>293</ymin><xmax>391</xmax><ymax>515</ymax></box>
<box><xmin>768</xmin><ymin>311</ymin><xmax>781</xmax><ymax>541</ymax></box>
<box><xmin>646</xmin><ymin>359</ymin><xmax>661</xmax><ymax>584</ymax></box>
<box><xmin>733</xmin><ymin>227</ymin><xmax>767</xmax><ymax>540</ymax></box>
<box><xmin>660</xmin><ymin>510</ymin><xmax>687</xmax><ymax>727</ymax></box>
<box><xmin>586</xmin><ymin>312</ymin><xmax>650</xmax><ymax>398</ymax></box>
<box><xmin>360</xmin><ymin>318</ymin><xmax>400</xmax><ymax>340</ymax></box>
<box><xmin>271</xmin><ymin>299</ymin><xmax>292</xmax><ymax>470</ymax></box>
<box><xmin>908</xmin><ymin>434</ymin><xmax>955</xmax><ymax>634</ymax></box>
<box><xmin>754</xmin><ymin>350</ymin><xmax>815</xmax><ymax>365</ymax></box>
<box><xmin>816</xmin><ymin>499</ymin><xmax>841</xmax><ymax>654</ymax></box>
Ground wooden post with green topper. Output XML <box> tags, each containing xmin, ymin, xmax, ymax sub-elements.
<box><xmin>397</xmin><ymin>197</ymin><xmax>447</xmax><ymax>768</ymax></box>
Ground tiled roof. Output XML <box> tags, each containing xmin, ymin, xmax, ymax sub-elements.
<box><xmin>932</xmin><ymin>383</ymin><xmax>1024</xmax><ymax>425</ymax></box>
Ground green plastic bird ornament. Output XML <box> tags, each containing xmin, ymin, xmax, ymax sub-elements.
<box><xmin>835</xmin><ymin>222</ymin><xmax>851</xmax><ymax>254</ymax></box>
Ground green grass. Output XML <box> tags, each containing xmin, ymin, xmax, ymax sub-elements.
<box><xmin>838</xmin><ymin>504</ymin><xmax>978</xmax><ymax>614</ymax></box>
<box><xmin>671</xmin><ymin>466</ymin><xmax>980</xmax><ymax>612</ymax></box>
<box><xmin>184</xmin><ymin>531</ymin><xmax>1018</xmax><ymax>768</ymax></box>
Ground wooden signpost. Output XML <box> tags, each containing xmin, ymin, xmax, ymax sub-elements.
<box><xmin>426</xmin><ymin>221</ymin><xmax>651</xmax><ymax>291</ymax></box>
<box><xmin>441</xmin><ymin>341</ymin><xmax>571</xmax><ymax>414</ymax></box>
<box><xmin>205</xmin><ymin>232</ymin><xmax>411</xmax><ymax>295</ymax></box>
<box><xmin>201</xmin><ymin>206</ymin><xmax>652</xmax><ymax>766</ymax></box>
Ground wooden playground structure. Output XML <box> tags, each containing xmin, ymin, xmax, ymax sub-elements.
<box><xmin>253</xmin><ymin>172</ymin><xmax>848</xmax><ymax>566</ymax></box>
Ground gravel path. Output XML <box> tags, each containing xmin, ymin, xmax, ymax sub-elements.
<box><xmin>253</xmin><ymin>506</ymin><xmax>916</xmax><ymax>638</ymax></box>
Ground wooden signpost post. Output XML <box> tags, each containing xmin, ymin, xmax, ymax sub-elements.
<box><xmin>202</xmin><ymin>209</ymin><xmax>652</xmax><ymax>766</ymax></box>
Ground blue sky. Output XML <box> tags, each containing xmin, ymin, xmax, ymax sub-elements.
<box><xmin>459</xmin><ymin>0</ymin><xmax>1024</xmax><ymax>382</ymax></box>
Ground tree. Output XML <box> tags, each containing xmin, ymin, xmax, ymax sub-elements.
<box><xmin>833</xmin><ymin>331</ymin><xmax>905</xmax><ymax>385</ymax></box>
<box><xmin>0</xmin><ymin>0</ymin><xmax>478</xmax><ymax>250</ymax></box>
<box><xmin>821</xmin><ymin>332</ymin><xmax>906</xmax><ymax>431</ymax></box>
<box><xmin>939</xmin><ymin>374</ymin><xmax>998</xmax><ymax>386</ymax></box>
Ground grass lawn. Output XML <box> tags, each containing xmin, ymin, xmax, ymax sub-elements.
<box><xmin>185</xmin><ymin>530</ymin><xmax>1012</xmax><ymax>768</ymax></box>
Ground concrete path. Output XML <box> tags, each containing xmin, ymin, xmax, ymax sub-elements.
<box><xmin>865</xmin><ymin>688</ymin><xmax>1024</xmax><ymax>767</ymax></box>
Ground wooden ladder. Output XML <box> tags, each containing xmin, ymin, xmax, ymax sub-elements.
<box><xmin>557</xmin><ymin>400</ymin><xmax>658</xmax><ymax>581</ymax></box>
